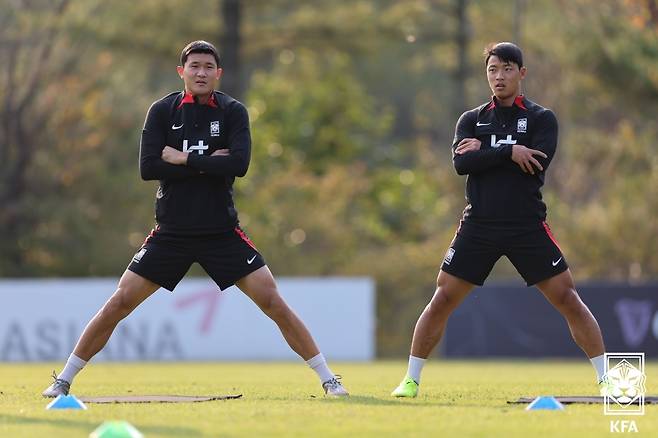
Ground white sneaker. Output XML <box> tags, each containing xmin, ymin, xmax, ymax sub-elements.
<box><xmin>322</xmin><ymin>376</ymin><xmax>349</xmax><ymax>397</ymax></box>
<box><xmin>42</xmin><ymin>371</ymin><xmax>71</xmax><ymax>398</ymax></box>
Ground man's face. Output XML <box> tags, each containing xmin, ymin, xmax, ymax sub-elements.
<box><xmin>486</xmin><ymin>55</ymin><xmax>526</xmax><ymax>101</ymax></box>
<box><xmin>176</xmin><ymin>53</ymin><xmax>222</xmax><ymax>96</ymax></box>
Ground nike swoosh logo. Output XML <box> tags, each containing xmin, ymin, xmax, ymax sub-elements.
<box><xmin>247</xmin><ymin>255</ymin><xmax>257</xmax><ymax>264</ymax></box>
<box><xmin>476</xmin><ymin>122</ymin><xmax>491</xmax><ymax>126</ymax></box>
<box><xmin>171</xmin><ymin>123</ymin><xmax>184</xmax><ymax>130</ymax></box>
<box><xmin>552</xmin><ymin>257</ymin><xmax>562</xmax><ymax>266</ymax></box>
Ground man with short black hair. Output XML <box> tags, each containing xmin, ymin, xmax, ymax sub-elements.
<box><xmin>43</xmin><ymin>40</ymin><xmax>348</xmax><ymax>398</ymax></box>
<box><xmin>391</xmin><ymin>42</ymin><xmax>607</xmax><ymax>398</ymax></box>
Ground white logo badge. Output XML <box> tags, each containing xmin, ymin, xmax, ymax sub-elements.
<box><xmin>517</xmin><ymin>118</ymin><xmax>527</xmax><ymax>133</ymax></box>
<box><xmin>172</xmin><ymin>123</ymin><xmax>184</xmax><ymax>130</ymax></box>
<box><xmin>603</xmin><ymin>352</ymin><xmax>646</xmax><ymax>416</ymax></box>
<box><xmin>247</xmin><ymin>255</ymin><xmax>257</xmax><ymax>264</ymax></box>
<box><xmin>132</xmin><ymin>248</ymin><xmax>147</xmax><ymax>263</ymax></box>
<box><xmin>490</xmin><ymin>134</ymin><xmax>517</xmax><ymax>148</ymax></box>
<box><xmin>182</xmin><ymin>139</ymin><xmax>209</xmax><ymax>155</ymax></box>
<box><xmin>210</xmin><ymin>121</ymin><xmax>220</xmax><ymax>137</ymax></box>
<box><xmin>443</xmin><ymin>248</ymin><xmax>455</xmax><ymax>265</ymax></box>
<box><xmin>476</xmin><ymin>121</ymin><xmax>491</xmax><ymax>127</ymax></box>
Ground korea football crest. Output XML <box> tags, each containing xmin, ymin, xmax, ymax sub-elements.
<box><xmin>210</xmin><ymin>121</ymin><xmax>220</xmax><ymax>137</ymax></box>
<box><xmin>517</xmin><ymin>118</ymin><xmax>527</xmax><ymax>133</ymax></box>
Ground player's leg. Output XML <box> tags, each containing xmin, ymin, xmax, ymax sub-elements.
<box><xmin>235</xmin><ymin>266</ymin><xmax>348</xmax><ymax>396</ymax></box>
<box><xmin>392</xmin><ymin>221</ymin><xmax>499</xmax><ymax>397</ymax></box>
<box><xmin>391</xmin><ymin>271</ymin><xmax>475</xmax><ymax>397</ymax></box>
<box><xmin>200</xmin><ymin>227</ymin><xmax>347</xmax><ymax>395</ymax></box>
<box><xmin>76</xmin><ymin>235</ymin><xmax>190</xmax><ymax>360</ymax></box>
<box><xmin>43</xmin><ymin>231</ymin><xmax>192</xmax><ymax>397</ymax></box>
<box><xmin>536</xmin><ymin>270</ymin><xmax>605</xmax><ymax>357</ymax></box>
<box><xmin>73</xmin><ymin>270</ymin><xmax>160</xmax><ymax>360</ymax></box>
<box><xmin>42</xmin><ymin>270</ymin><xmax>160</xmax><ymax>397</ymax></box>
<box><xmin>237</xmin><ymin>266</ymin><xmax>318</xmax><ymax>359</ymax></box>
<box><xmin>507</xmin><ymin>222</ymin><xmax>606</xmax><ymax>388</ymax></box>
<box><xmin>535</xmin><ymin>270</ymin><xmax>606</xmax><ymax>382</ymax></box>
<box><xmin>410</xmin><ymin>271</ymin><xmax>476</xmax><ymax>358</ymax></box>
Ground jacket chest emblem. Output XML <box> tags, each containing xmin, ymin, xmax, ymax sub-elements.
<box><xmin>210</xmin><ymin>121</ymin><xmax>220</xmax><ymax>137</ymax></box>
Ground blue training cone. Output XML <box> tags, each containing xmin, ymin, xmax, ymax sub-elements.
<box><xmin>89</xmin><ymin>421</ymin><xmax>143</xmax><ymax>438</ymax></box>
<box><xmin>46</xmin><ymin>394</ymin><xmax>88</xmax><ymax>410</ymax></box>
<box><xmin>526</xmin><ymin>396</ymin><xmax>565</xmax><ymax>411</ymax></box>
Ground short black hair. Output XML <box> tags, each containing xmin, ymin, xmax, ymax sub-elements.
<box><xmin>484</xmin><ymin>42</ymin><xmax>523</xmax><ymax>68</ymax></box>
<box><xmin>180</xmin><ymin>40</ymin><xmax>220</xmax><ymax>67</ymax></box>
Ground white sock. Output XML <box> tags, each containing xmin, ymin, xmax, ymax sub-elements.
<box><xmin>590</xmin><ymin>354</ymin><xmax>605</xmax><ymax>382</ymax></box>
<box><xmin>58</xmin><ymin>353</ymin><xmax>87</xmax><ymax>384</ymax></box>
<box><xmin>407</xmin><ymin>355</ymin><xmax>426</xmax><ymax>384</ymax></box>
<box><xmin>306</xmin><ymin>353</ymin><xmax>335</xmax><ymax>383</ymax></box>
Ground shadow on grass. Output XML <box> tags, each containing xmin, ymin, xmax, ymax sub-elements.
<box><xmin>0</xmin><ymin>414</ymin><xmax>201</xmax><ymax>436</ymax></box>
<box><xmin>315</xmin><ymin>395</ymin><xmax>512</xmax><ymax>409</ymax></box>
<box><xmin>315</xmin><ymin>395</ymin><xmax>456</xmax><ymax>407</ymax></box>
<box><xmin>318</xmin><ymin>395</ymin><xmax>402</xmax><ymax>406</ymax></box>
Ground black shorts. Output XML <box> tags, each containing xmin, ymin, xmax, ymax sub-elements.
<box><xmin>440</xmin><ymin>220</ymin><xmax>568</xmax><ymax>286</ymax></box>
<box><xmin>128</xmin><ymin>226</ymin><xmax>266</xmax><ymax>291</ymax></box>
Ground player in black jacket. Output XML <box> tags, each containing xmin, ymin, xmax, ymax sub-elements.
<box><xmin>392</xmin><ymin>43</ymin><xmax>607</xmax><ymax>398</ymax></box>
<box><xmin>43</xmin><ymin>41</ymin><xmax>348</xmax><ymax>398</ymax></box>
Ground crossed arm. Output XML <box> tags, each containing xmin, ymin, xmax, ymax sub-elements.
<box><xmin>161</xmin><ymin>146</ymin><xmax>235</xmax><ymax>171</ymax></box>
<box><xmin>139</xmin><ymin>102</ymin><xmax>251</xmax><ymax>180</ymax></box>
<box><xmin>452</xmin><ymin>109</ymin><xmax>558</xmax><ymax>176</ymax></box>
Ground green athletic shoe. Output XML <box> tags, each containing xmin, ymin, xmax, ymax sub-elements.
<box><xmin>599</xmin><ymin>377</ymin><xmax>614</xmax><ymax>397</ymax></box>
<box><xmin>391</xmin><ymin>375</ymin><xmax>419</xmax><ymax>398</ymax></box>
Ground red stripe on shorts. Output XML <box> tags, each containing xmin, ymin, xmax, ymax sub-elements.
<box><xmin>234</xmin><ymin>226</ymin><xmax>258</xmax><ymax>251</ymax></box>
<box><xmin>143</xmin><ymin>225</ymin><xmax>160</xmax><ymax>246</ymax></box>
<box><xmin>448</xmin><ymin>220</ymin><xmax>463</xmax><ymax>245</ymax></box>
<box><xmin>542</xmin><ymin>221</ymin><xmax>562</xmax><ymax>251</ymax></box>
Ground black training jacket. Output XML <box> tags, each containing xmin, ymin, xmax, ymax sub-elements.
<box><xmin>140</xmin><ymin>91</ymin><xmax>250</xmax><ymax>234</ymax></box>
<box><xmin>452</xmin><ymin>95</ymin><xmax>558</xmax><ymax>224</ymax></box>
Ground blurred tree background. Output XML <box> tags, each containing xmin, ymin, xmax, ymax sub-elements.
<box><xmin>1</xmin><ymin>0</ymin><xmax>657</xmax><ymax>355</ymax></box>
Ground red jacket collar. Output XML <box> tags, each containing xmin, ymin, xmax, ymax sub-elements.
<box><xmin>177</xmin><ymin>92</ymin><xmax>218</xmax><ymax>109</ymax></box>
<box><xmin>485</xmin><ymin>94</ymin><xmax>527</xmax><ymax>111</ymax></box>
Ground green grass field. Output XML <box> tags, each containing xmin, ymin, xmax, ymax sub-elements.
<box><xmin>1</xmin><ymin>360</ymin><xmax>655</xmax><ymax>437</ymax></box>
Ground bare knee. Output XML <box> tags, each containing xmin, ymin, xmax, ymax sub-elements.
<box><xmin>259</xmin><ymin>290</ymin><xmax>289</xmax><ymax>320</ymax></box>
<box><xmin>552</xmin><ymin>288</ymin><xmax>585</xmax><ymax>315</ymax></box>
<box><xmin>100</xmin><ymin>288</ymin><xmax>137</xmax><ymax>322</ymax></box>
<box><xmin>425</xmin><ymin>288</ymin><xmax>456</xmax><ymax>318</ymax></box>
